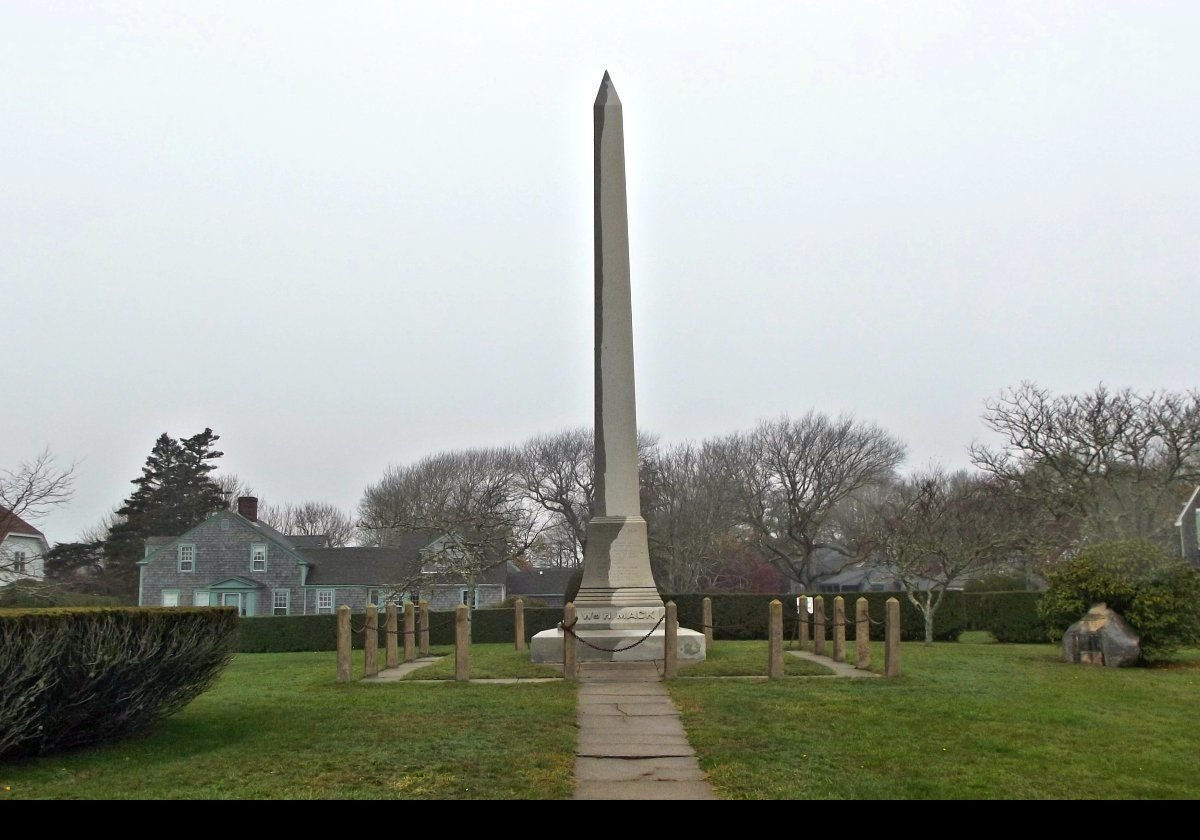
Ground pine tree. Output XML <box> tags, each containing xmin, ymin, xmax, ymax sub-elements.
<box><xmin>102</xmin><ymin>429</ymin><xmax>226</xmax><ymax>600</ymax></box>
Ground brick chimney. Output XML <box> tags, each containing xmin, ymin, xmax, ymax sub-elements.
<box><xmin>237</xmin><ymin>496</ymin><xmax>258</xmax><ymax>523</ymax></box>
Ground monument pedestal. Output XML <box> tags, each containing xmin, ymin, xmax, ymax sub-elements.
<box><xmin>530</xmin><ymin>625</ymin><xmax>706</xmax><ymax>664</ymax></box>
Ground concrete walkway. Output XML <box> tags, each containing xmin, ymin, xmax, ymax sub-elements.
<box><xmin>787</xmin><ymin>650</ymin><xmax>881</xmax><ymax>678</ymax></box>
<box><xmin>360</xmin><ymin>656</ymin><xmax>445</xmax><ymax>683</ymax></box>
<box><xmin>573</xmin><ymin>661</ymin><xmax>716</xmax><ymax>800</ymax></box>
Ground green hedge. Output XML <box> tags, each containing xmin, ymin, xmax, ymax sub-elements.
<box><xmin>961</xmin><ymin>591</ymin><xmax>1046</xmax><ymax>643</ymax></box>
<box><xmin>0</xmin><ymin>580</ymin><xmax>122</xmax><ymax>608</ymax></box>
<box><xmin>0</xmin><ymin>607</ymin><xmax>238</xmax><ymax>759</ymax></box>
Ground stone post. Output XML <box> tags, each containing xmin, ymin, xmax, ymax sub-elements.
<box><xmin>798</xmin><ymin>596</ymin><xmax>809</xmax><ymax>651</ymax></box>
<box><xmin>767</xmin><ymin>599</ymin><xmax>784</xmax><ymax>679</ymax></box>
<box><xmin>885</xmin><ymin>597</ymin><xmax>901</xmax><ymax>677</ymax></box>
<box><xmin>833</xmin><ymin>596</ymin><xmax>846</xmax><ymax>663</ymax></box>
<box><xmin>514</xmin><ymin>598</ymin><xmax>526</xmax><ymax>651</ymax></box>
<box><xmin>336</xmin><ymin>604</ymin><xmax>351</xmax><ymax>683</ymax></box>
<box><xmin>418</xmin><ymin>599</ymin><xmax>430</xmax><ymax>656</ymax></box>
<box><xmin>856</xmin><ymin>597</ymin><xmax>870</xmax><ymax>670</ymax></box>
<box><xmin>454</xmin><ymin>603</ymin><xmax>469</xmax><ymax>682</ymax></box>
<box><xmin>385</xmin><ymin>602</ymin><xmax>399</xmax><ymax>669</ymax></box>
<box><xmin>404</xmin><ymin>601</ymin><xmax>416</xmax><ymax>662</ymax></box>
<box><xmin>702</xmin><ymin>596</ymin><xmax>714</xmax><ymax>646</ymax></box>
<box><xmin>563</xmin><ymin>602</ymin><xmax>577</xmax><ymax>680</ymax></box>
<box><xmin>664</xmin><ymin>601</ymin><xmax>678</xmax><ymax>678</ymax></box>
<box><xmin>814</xmin><ymin>596</ymin><xmax>826</xmax><ymax>657</ymax></box>
<box><xmin>363</xmin><ymin>604</ymin><xmax>379</xmax><ymax>677</ymax></box>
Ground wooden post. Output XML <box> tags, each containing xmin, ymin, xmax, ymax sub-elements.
<box><xmin>514</xmin><ymin>598</ymin><xmax>526</xmax><ymax>651</ymax></box>
<box><xmin>336</xmin><ymin>604</ymin><xmax>351</xmax><ymax>683</ymax></box>
<box><xmin>562</xmin><ymin>601</ymin><xmax>577</xmax><ymax>680</ymax></box>
<box><xmin>798</xmin><ymin>596</ymin><xmax>809</xmax><ymax>651</ymax></box>
<box><xmin>833</xmin><ymin>596</ymin><xmax>846</xmax><ymax>662</ymax></box>
<box><xmin>856</xmin><ymin>597</ymin><xmax>871</xmax><ymax>670</ymax></box>
<box><xmin>814</xmin><ymin>595</ymin><xmax>826</xmax><ymax>657</ymax></box>
<box><xmin>385</xmin><ymin>602</ymin><xmax>399</xmax><ymax>669</ymax></box>
<box><xmin>363</xmin><ymin>604</ymin><xmax>379</xmax><ymax>677</ymax></box>
<box><xmin>418</xmin><ymin>599</ymin><xmax>430</xmax><ymax>656</ymax></box>
<box><xmin>664</xmin><ymin>601</ymin><xmax>679</xmax><ymax>678</ymax></box>
<box><xmin>885</xmin><ymin>596</ymin><xmax>901</xmax><ymax>677</ymax></box>
<box><xmin>404</xmin><ymin>601</ymin><xmax>416</xmax><ymax>662</ymax></box>
<box><xmin>454</xmin><ymin>603</ymin><xmax>469</xmax><ymax>681</ymax></box>
<box><xmin>767</xmin><ymin>599</ymin><xmax>783</xmax><ymax>678</ymax></box>
<box><xmin>701</xmin><ymin>596</ymin><xmax>713</xmax><ymax>646</ymax></box>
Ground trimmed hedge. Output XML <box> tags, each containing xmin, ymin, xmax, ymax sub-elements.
<box><xmin>0</xmin><ymin>580</ymin><xmax>122</xmax><ymax>608</ymax></box>
<box><xmin>233</xmin><ymin>592</ymin><xmax>1044</xmax><ymax>651</ymax></box>
<box><xmin>0</xmin><ymin>607</ymin><xmax>238</xmax><ymax>759</ymax></box>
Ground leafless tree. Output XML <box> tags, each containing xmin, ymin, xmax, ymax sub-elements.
<box><xmin>260</xmin><ymin>501</ymin><xmax>354</xmax><ymax>547</ymax></box>
<box><xmin>1</xmin><ymin>449</ymin><xmax>75</xmax><ymax>579</ymax></box>
<box><xmin>719</xmin><ymin>412</ymin><xmax>906</xmax><ymax>590</ymax></box>
<box><xmin>970</xmin><ymin>383</ymin><xmax>1200</xmax><ymax>553</ymax></box>
<box><xmin>866</xmin><ymin>469</ymin><xmax>1027</xmax><ymax>644</ymax></box>
<box><xmin>213</xmin><ymin>473</ymin><xmax>256</xmax><ymax>509</ymax></box>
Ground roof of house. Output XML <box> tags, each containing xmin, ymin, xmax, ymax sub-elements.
<box><xmin>507</xmin><ymin>567</ymin><xmax>576</xmax><ymax>596</ymax></box>
<box><xmin>287</xmin><ymin>534</ymin><xmax>329</xmax><ymax>549</ymax></box>
<box><xmin>0</xmin><ymin>506</ymin><xmax>46</xmax><ymax>543</ymax></box>
<box><xmin>300</xmin><ymin>532</ymin><xmax>509</xmax><ymax>587</ymax></box>
<box><xmin>1176</xmin><ymin>485</ymin><xmax>1200</xmax><ymax>527</ymax></box>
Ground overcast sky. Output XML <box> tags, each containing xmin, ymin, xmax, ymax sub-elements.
<box><xmin>3</xmin><ymin>2</ymin><xmax>1197</xmax><ymax>543</ymax></box>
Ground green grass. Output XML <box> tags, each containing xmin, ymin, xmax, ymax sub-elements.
<box><xmin>0</xmin><ymin>651</ymin><xmax>576</xmax><ymax>800</ymax></box>
<box><xmin>677</xmin><ymin>640</ymin><xmax>834</xmax><ymax>677</ymax></box>
<box><xmin>669</xmin><ymin>642</ymin><xmax>1200</xmax><ymax>799</ymax></box>
<box><xmin>402</xmin><ymin>644</ymin><xmax>562</xmax><ymax>680</ymax></box>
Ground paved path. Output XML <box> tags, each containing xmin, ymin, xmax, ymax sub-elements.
<box><xmin>360</xmin><ymin>656</ymin><xmax>445</xmax><ymax>683</ymax></box>
<box><xmin>788</xmin><ymin>650</ymin><xmax>881</xmax><ymax>678</ymax></box>
<box><xmin>573</xmin><ymin>661</ymin><xmax>716</xmax><ymax>800</ymax></box>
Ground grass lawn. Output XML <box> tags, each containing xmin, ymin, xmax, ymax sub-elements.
<box><xmin>0</xmin><ymin>651</ymin><xmax>576</xmax><ymax>800</ymax></box>
<box><xmin>402</xmin><ymin>644</ymin><xmax>562</xmax><ymax>680</ymax></box>
<box><xmin>669</xmin><ymin>642</ymin><xmax>1200</xmax><ymax>799</ymax></box>
<box><xmin>678</xmin><ymin>641</ymin><xmax>834</xmax><ymax>677</ymax></box>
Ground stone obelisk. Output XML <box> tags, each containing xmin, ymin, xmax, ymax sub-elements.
<box><xmin>531</xmin><ymin>72</ymin><xmax>705</xmax><ymax>663</ymax></box>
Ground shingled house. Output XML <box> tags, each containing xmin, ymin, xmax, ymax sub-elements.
<box><xmin>138</xmin><ymin>497</ymin><xmax>506</xmax><ymax>615</ymax></box>
<box><xmin>1</xmin><ymin>506</ymin><xmax>50</xmax><ymax>584</ymax></box>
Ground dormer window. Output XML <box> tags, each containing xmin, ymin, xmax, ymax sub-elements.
<box><xmin>13</xmin><ymin>551</ymin><xmax>27</xmax><ymax>574</ymax></box>
<box><xmin>251</xmin><ymin>543</ymin><xmax>267</xmax><ymax>572</ymax></box>
<box><xmin>178</xmin><ymin>544</ymin><xmax>195</xmax><ymax>572</ymax></box>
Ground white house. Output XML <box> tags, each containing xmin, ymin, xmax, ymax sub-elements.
<box><xmin>1</xmin><ymin>506</ymin><xmax>50</xmax><ymax>584</ymax></box>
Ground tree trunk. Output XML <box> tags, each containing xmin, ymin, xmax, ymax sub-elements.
<box><xmin>924</xmin><ymin>609</ymin><xmax>934</xmax><ymax>646</ymax></box>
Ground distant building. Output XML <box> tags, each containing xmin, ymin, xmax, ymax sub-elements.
<box><xmin>138</xmin><ymin>496</ymin><xmax>506</xmax><ymax>615</ymax></box>
<box><xmin>506</xmin><ymin>566</ymin><xmax>576</xmax><ymax>607</ymax></box>
<box><xmin>0</xmin><ymin>506</ymin><xmax>50</xmax><ymax>584</ymax></box>
<box><xmin>1177</xmin><ymin>486</ymin><xmax>1200</xmax><ymax>567</ymax></box>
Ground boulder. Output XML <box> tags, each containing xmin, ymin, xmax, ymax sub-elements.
<box><xmin>1061</xmin><ymin>602</ymin><xmax>1140</xmax><ymax>667</ymax></box>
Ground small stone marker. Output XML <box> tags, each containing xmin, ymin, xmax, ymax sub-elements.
<box><xmin>364</xmin><ymin>604</ymin><xmax>379</xmax><ymax>677</ymax></box>
<box><xmin>855</xmin><ymin>597</ymin><xmax>870</xmax><ymax>670</ymax></box>
<box><xmin>664</xmin><ymin>601</ymin><xmax>679</xmax><ymax>678</ymax></box>
<box><xmin>336</xmin><ymin>604</ymin><xmax>351</xmax><ymax>683</ymax></box>
<box><xmin>833</xmin><ymin>596</ymin><xmax>846</xmax><ymax>662</ymax></box>
<box><xmin>563</xmin><ymin>602</ymin><xmax>578</xmax><ymax>680</ymax></box>
<box><xmin>814</xmin><ymin>596</ymin><xmax>826</xmax><ymax>657</ymax></box>
<box><xmin>768</xmin><ymin>599</ymin><xmax>784</xmax><ymax>678</ymax></box>
<box><xmin>798</xmin><ymin>596</ymin><xmax>809</xmax><ymax>651</ymax></box>
<box><xmin>385</xmin><ymin>602</ymin><xmax>399</xmax><ymax>669</ymax></box>
<box><xmin>515</xmin><ymin>598</ymin><xmax>526</xmax><ymax>651</ymax></box>
<box><xmin>1062</xmin><ymin>602</ymin><xmax>1141</xmax><ymax>667</ymax></box>
<box><xmin>419</xmin><ymin>599</ymin><xmax>430</xmax><ymax>656</ymax></box>
<box><xmin>404</xmin><ymin>601</ymin><xmax>416</xmax><ymax>663</ymax></box>
<box><xmin>702</xmin><ymin>596</ymin><xmax>713</xmax><ymax>646</ymax></box>
<box><xmin>454</xmin><ymin>603</ymin><xmax>469</xmax><ymax>681</ymax></box>
<box><xmin>884</xmin><ymin>597</ymin><xmax>901</xmax><ymax>677</ymax></box>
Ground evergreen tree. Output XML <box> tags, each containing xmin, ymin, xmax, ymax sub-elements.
<box><xmin>102</xmin><ymin>429</ymin><xmax>226</xmax><ymax>600</ymax></box>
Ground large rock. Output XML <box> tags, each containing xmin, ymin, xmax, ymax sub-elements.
<box><xmin>1061</xmin><ymin>603</ymin><xmax>1140</xmax><ymax>667</ymax></box>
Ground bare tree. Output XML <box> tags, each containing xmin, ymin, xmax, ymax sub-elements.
<box><xmin>213</xmin><ymin>473</ymin><xmax>256</xmax><ymax>509</ymax></box>
<box><xmin>720</xmin><ymin>412</ymin><xmax>906</xmax><ymax>590</ymax></box>
<box><xmin>1</xmin><ymin>449</ymin><xmax>75</xmax><ymax>579</ymax></box>
<box><xmin>867</xmin><ymin>469</ymin><xmax>1026</xmax><ymax>644</ymax></box>
<box><xmin>260</xmin><ymin>501</ymin><xmax>354</xmax><ymax>547</ymax></box>
<box><xmin>971</xmin><ymin>383</ymin><xmax>1200</xmax><ymax>552</ymax></box>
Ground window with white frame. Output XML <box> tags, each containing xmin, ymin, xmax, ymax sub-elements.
<box><xmin>193</xmin><ymin>590</ymin><xmax>210</xmax><ymax>606</ymax></box>
<box><xmin>273</xmin><ymin>589</ymin><xmax>289</xmax><ymax>616</ymax></box>
<box><xmin>460</xmin><ymin>589</ymin><xmax>478</xmax><ymax>607</ymax></box>
<box><xmin>162</xmin><ymin>590</ymin><xmax>180</xmax><ymax>607</ymax></box>
<box><xmin>178</xmin><ymin>544</ymin><xmax>195</xmax><ymax>572</ymax></box>
<box><xmin>317</xmin><ymin>590</ymin><xmax>334</xmax><ymax>614</ymax></box>
<box><xmin>13</xmin><ymin>551</ymin><xmax>27</xmax><ymax>574</ymax></box>
<box><xmin>367</xmin><ymin>589</ymin><xmax>381</xmax><ymax>607</ymax></box>
<box><xmin>250</xmin><ymin>543</ymin><xmax>267</xmax><ymax>572</ymax></box>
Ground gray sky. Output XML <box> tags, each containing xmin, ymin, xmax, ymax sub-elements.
<box><xmin>4</xmin><ymin>2</ymin><xmax>1198</xmax><ymax>544</ymax></box>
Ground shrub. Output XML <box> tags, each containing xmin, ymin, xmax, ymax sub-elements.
<box><xmin>1039</xmin><ymin>540</ymin><xmax>1200</xmax><ymax>661</ymax></box>
<box><xmin>493</xmin><ymin>595</ymin><xmax>548</xmax><ymax>609</ymax></box>
<box><xmin>962</xmin><ymin>591</ymin><xmax>1045</xmax><ymax>643</ymax></box>
<box><xmin>0</xmin><ymin>607</ymin><xmax>238</xmax><ymax>758</ymax></box>
<box><xmin>0</xmin><ymin>580</ymin><xmax>122</xmax><ymax>608</ymax></box>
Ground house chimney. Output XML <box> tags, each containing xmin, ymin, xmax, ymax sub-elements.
<box><xmin>237</xmin><ymin>496</ymin><xmax>258</xmax><ymax>522</ymax></box>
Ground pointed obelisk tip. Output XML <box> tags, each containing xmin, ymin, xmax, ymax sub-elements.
<box><xmin>596</xmin><ymin>70</ymin><xmax>619</xmax><ymax>106</ymax></box>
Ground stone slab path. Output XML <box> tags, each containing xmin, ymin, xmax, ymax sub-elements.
<box><xmin>573</xmin><ymin>661</ymin><xmax>716</xmax><ymax>800</ymax></box>
<box><xmin>359</xmin><ymin>656</ymin><xmax>445</xmax><ymax>683</ymax></box>
<box><xmin>788</xmin><ymin>650</ymin><xmax>881</xmax><ymax>678</ymax></box>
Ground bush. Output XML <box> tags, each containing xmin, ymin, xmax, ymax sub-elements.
<box><xmin>492</xmin><ymin>595</ymin><xmax>548</xmax><ymax>609</ymax></box>
<box><xmin>961</xmin><ymin>591</ymin><xmax>1045</xmax><ymax>643</ymax></box>
<box><xmin>1039</xmin><ymin>540</ymin><xmax>1200</xmax><ymax>661</ymax></box>
<box><xmin>0</xmin><ymin>580</ymin><xmax>122</xmax><ymax>608</ymax></box>
<box><xmin>0</xmin><ymin>607</ymin><xmax>238</xmax><ymax>758</ymax></box>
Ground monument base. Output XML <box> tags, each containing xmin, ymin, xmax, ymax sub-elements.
<box><xmin>530</xmin><ymin>626</ymin><xmax>706</xmax><ymax>664</ymax></box>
